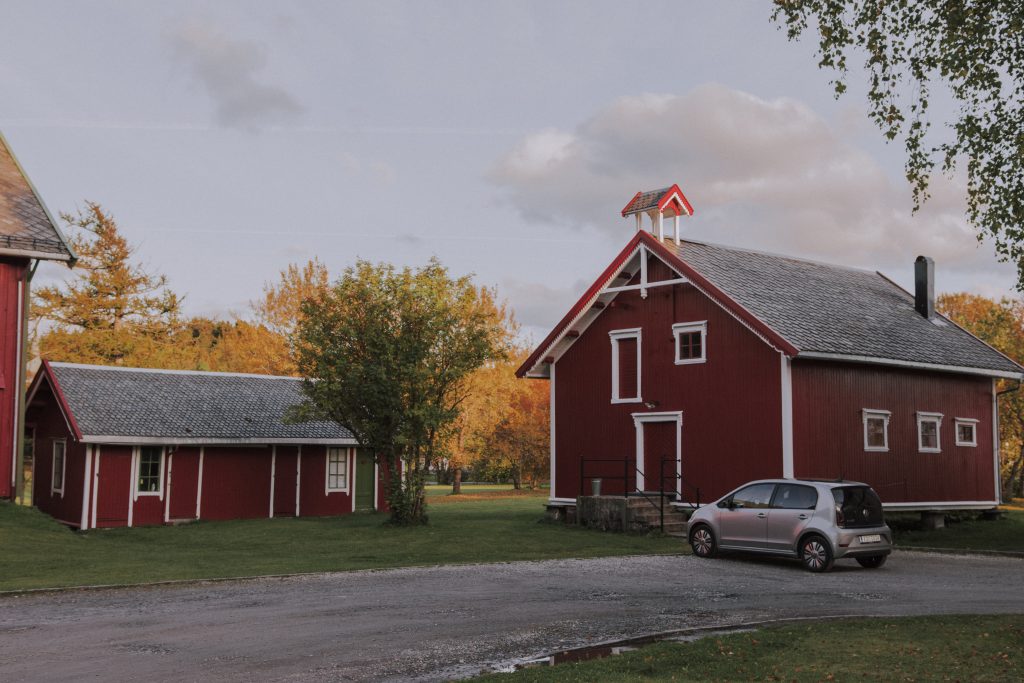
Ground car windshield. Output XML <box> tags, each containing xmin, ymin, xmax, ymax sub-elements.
<box><xmin>831</xmin><ymin>486</ymin><xmax>884</xmax><ymax>528</ymax></box>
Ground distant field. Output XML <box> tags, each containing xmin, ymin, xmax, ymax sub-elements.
<box><xmin>425</xmin><ymin>483</ymin><xmax>547</xmax><ymax>501</ymax></box>
<box><xmin>0</xmin><ymin>494</ymin><xmax>679</xmax><ymax>592</ymax></box>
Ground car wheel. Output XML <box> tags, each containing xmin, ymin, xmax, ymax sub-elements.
<box><xmin>690</xmin><ymin>524</ymin><xmax>717</xmax><ymax>558</ymax></box>
<box><xmin>856</xmin><ymin>554</ymin><xmax>887</xmax><ymax>569</ymax></box>
<box><xmin>800</xmin><ymin>535</ymin><xmax>834</xmax><ymax>573</ymax></box>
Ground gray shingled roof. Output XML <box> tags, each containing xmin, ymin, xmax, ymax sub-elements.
<box><xmin>47</xmin><ymin>363</ymin><xmax>356</xmax><ymax>444</ymax></box>
<box><xmin>671</xmin><ymin>239</ymin><xmax>1023</xmax><ymax>376</ymax></box>
<box><xmin>0</xmin><ymin>133</ymin><xmax>74</xmax><ymax>260</ymax></box>
<box><xmin>622</xmin><ymin>187</ymin><xmax>672</xmax><ymax>216</ymax></box>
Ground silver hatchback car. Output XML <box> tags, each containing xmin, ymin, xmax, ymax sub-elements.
<box><xmin>687</xmin><ymin>479</ymin><xmax>892</xmax><ymax>572</ymax></box>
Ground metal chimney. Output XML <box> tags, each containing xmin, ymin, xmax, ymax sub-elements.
<box><xmin>914</xmin><ymin>256</ymin><xmax>935</xmax><ymax>319</ymax></box>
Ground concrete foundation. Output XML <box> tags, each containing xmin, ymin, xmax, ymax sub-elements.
<box><xmin>920</xmin><ymin>511</ymin><xmax>946</xmax><ymax>530</ymax></box>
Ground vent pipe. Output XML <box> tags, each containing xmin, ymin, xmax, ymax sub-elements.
<box><xmin>914</xmin><ymin>256</ymin><xmax>935</xmax><ymax>319</ymax></box>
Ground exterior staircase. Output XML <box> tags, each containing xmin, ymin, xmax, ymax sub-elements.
<box><xmin>575</xmin><ymin>494</ymin><xmax>694</xmax><ymax>536</ymax></box>
<box><xmin>625</xmin><ymin>496</ymin><xmax>691</xmax><ymax>536</ymax></box>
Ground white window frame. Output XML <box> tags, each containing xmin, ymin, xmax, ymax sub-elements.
<box><xmin>672</xmin><ymin>321</ymin><xmax>707</xmax><ymax>365</ymax></box>
<box><xmin>862</xmin><ymin>409</ymin><xmax>890</xmax><ymax>452</ymax></box>
<box><xmin>134</xmin><ymin>446</ymin><xmax>165</xmax><ymax>497</ymax></box>
<box><xmin>916</xmin><ymin>411</ymin><xmax>944</xmax><ymax>453</ymax></box>
<box><xmin>325</xmin><ymin>447</ymin><xmax>351</xmax><ymax>494</ymax></box>
<box><xmin>954</xmin><ymin>418</ymin><xmax>979</xmax><ymax>447</ymax></box>
<box><xmin>51</xmin><ymin>440</ymin><xmax>66</xmax><ymax>497</ymax></box>
<box><xmin>609</xmin><ymin>328</ymin><xmax>642</xmax><ymax>404</ymax></box>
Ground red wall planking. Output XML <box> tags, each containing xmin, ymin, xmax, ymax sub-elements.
<box><xmin>554</xmin><ymin>255</ymin><xmax>784</xmax><ymax>503</ymax></box>
<box><xmin>792</xmin><ymin>360</ymin><xmax>997</xmax><ymax>503</ymax></box>
<box><xmin>298</xmin><ymin>445</ymin><xmax>353</xmax><ymax>516</ymax></box>
<box><xmin>199</xmin><ymin>447</ymin><xmax>273</xmax><ymax>521</ymax></box>
<box><xmin>0</xmin><ymin>258</ymin><xmax>28</xmax><ymax>499</ymax></box>
<box><xmin>28</xmin><ymin>380</ymin><xmax>85</xmax><ymax>525</ymax></box>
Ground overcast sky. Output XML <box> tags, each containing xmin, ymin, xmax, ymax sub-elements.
<box><xmin>1</xmin><ymin>1</ymin><xmax>1014</xmax><ymax>343</ymax></box>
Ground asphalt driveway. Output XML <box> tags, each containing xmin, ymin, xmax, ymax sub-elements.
<box><xmin>2</xmin><ymin>550</ymin><xmax>1023</xmax><ymax>681</ymax></box>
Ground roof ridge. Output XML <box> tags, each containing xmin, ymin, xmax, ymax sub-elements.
<box><xmin>48</xmin><ymin>361</ymin><xmax>302</xmax><ymax>381</ymax></box>
<box><xmin>675</xmin><ymin>238</ymin><xmax>879</xmax><ymax>276</ymax></box>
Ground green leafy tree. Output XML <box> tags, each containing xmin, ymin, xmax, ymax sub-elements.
<box><xmin>32</xmin><ymin>202</ymin><xmax>184</xmax><ymax>366</ymax></box>
<box><xmin>937</xmin><ymin>293</ymin><xmax>1024</xmax><ymax>499</ymax></box>
<box><xmin>293</xmin><ymin>259</ymin><xmax>509</xmax><ymax>525</ymax></box>
<box><xmin>773</xmin><ymin>2</ymin><xmax>1024</xmax><ymax>287</ymax></box>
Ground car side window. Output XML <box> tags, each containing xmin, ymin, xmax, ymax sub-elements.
<box><xmin>730</xmin><ymin>484</ymin><xmax>776</xmax><ymax>509</ymax></box>
<box><xmin>772</xmin><ymin>484</ymin><xmax>818</xmax><ymax>510</ymax></box>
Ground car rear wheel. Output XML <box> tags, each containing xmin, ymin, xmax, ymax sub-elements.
<box><xmin>800</xmin><ymin>535</ymin><xmax>834</xmax><ymax>572</ymax></box>
<box><xmin>856</xmin><ymin>554</ymin><xmax>887</xmax><ymax>569</ymax></box>
<box><xmin>690</xmin><ymin>524</ymin><xmax>717</xmax><ymax>558</ymax></box>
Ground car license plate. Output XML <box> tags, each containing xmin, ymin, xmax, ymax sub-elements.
<box><xmin>859</xmin><ymin>534</ymin><xmax>881</xmax><ymax>543</ymax></box>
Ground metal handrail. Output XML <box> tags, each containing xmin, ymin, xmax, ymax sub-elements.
<box><xmin>580</xmin><ymin>455</ymin><xmax>694</xmax><ymax>533</ymax></box>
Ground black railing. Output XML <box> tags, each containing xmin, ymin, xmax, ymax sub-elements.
<box><xmin>579</xmin><ymin>454</ymin><xmax>701</xmax><ymax>533</ymax></box>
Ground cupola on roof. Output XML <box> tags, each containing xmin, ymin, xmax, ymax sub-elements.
<box><xmin>621</xmin><ymin>183</ymin><xmax>694</xmax><ymax>244</ymax></box>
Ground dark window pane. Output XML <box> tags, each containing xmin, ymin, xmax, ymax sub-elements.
<box><xmin>773</xmin><ymin>484</ymin><xmax>818</xmax><ymax>509</ymax></box>
<box><xmin>731</xmin><ymin>483</ymin><xmax>775</xmax><ymax>509</ymax></box>
<box><xmin>138</xmin><ymin>447</ymin><xmax>162</xmax><ymax>493</ymax></box>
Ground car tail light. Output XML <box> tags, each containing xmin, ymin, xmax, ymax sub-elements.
<box><xmin>835</xmin><ymin>505</ymin><xmax>845</xmax><ymax>528</ymax></box>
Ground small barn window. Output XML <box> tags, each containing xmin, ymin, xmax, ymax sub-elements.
<box><xmin>136</xmin><ymin>446</ymin><xmax>163</xmax><ymax>495</ymax></box>
<box><xmin>609</xmin><ymin>329</ymin><xmax>642</xmax><ymax>403</ymax></box>
<box><xmin>955</xmin><ymin>418</ymin><xmax>978</xmax><ymax>447</ymax></box>
<box><xmin>326</xmin><ymin>448</ymin><xmax>349</xmax><ymax>493</ymax></box>
<box><xmin>862</xmin><ymin>410</ymin><xmax>890</xmax><ymax>452</ymax></box>
<box><xmin>51</xmin><ymin>440</ymin><xmax>66</xmax><ymax>496</ymax></box>
<box><xmin>672</xmin><ymin>321</ymin><xmax>707</xmax><ymax>365</ymax></box>
<box><xmin>916</xmin><ymin>412</ymin><xmax>943</xmax><ymax>453</ymax></box>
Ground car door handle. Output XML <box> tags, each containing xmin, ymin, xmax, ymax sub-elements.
<box><xmin>798</xmin><ymin>514</ymin><xmax>809</xmax><ymax>520</ymax></box>
<box><xmin>756</xmin><ymin>512</ymin><xmax>767</xmax><ymax>518</ymax></box>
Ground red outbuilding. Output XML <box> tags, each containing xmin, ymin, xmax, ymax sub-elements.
<box><xmin>0</xmin><ymin>132</ymin><xmax>77</xmax><ymax>500</ymax></box>
<box><xmin>27</xmin><ymin>361</ymin><xmax>384</xmax><ymax>528</ymax></box>
<box><xmin>519</xmin><ymin>186</ymin><xmax>1024</xmax><ymax>514</ymax></box>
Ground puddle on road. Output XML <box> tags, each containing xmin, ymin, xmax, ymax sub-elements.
<box><xmin>489</xmin><ymin>626</ymin><xmax>755</xmax><ymax>673</ymax></box>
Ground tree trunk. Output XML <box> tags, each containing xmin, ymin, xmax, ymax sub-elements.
<box><xmin>452</xmin><ymin>467</ymin><xmax>462</xmax><ymax>495</ymax></box>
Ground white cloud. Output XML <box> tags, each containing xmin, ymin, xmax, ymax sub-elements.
<box><xmin>490</xmin><ymin>84</ymin><xmax>1013</xmax><ymax>285</ymax></box>
<box><xmin>168</xmin><ymin>20</ymin><xmax>303</xmax><ymax>129</ymax></box>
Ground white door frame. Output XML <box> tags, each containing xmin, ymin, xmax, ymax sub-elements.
<box><xmin>631</xmin><ymin>411</ymin><xmax>683</xmax><ymax>494</ymax></box>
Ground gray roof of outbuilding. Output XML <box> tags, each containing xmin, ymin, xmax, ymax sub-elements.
<box><xmin>0</xmin><ymin>133</ymin><xmax>75</xmax><ymax>260</ymax></box>
<box><xmin>672</xmin><ymin>239</ymin><xmax>1023</xmax><ymax>376</ymax></box>
<box><xmin>46</xmin><ymin>362</ymin><xmax>356</xmax><ymax>444</ymax></box>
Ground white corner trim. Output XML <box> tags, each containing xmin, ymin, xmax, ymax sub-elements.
<box><xmin>631</xmin><ymin>411</ymin><xmax>683</xmax><ymax>493</ymax></box>
<box><xmin>992</xmin><ymin>379</ymin><xmax>1002</xmax><ymax>503</ymax></box>
<box><xmin>164</xmin><ymin>450</ymin><xmax>173</xmax><ymax>523</ymax></box>
<box><xmin>862</xmin><ymin>409</ymin><xmax>891</xmax><ymax>452</ymax></box>
<box><xmin>295</xmin><ymin>445</ymin><xmax>302</xmax><ymax>516</ymax></box>
<box><xmin>80</xmin><ymin>444</ymin><xmax>93</xmax><ymax>530</ymax></box>
<box><xmin>610</xmin><ymin>328</ymin><xmax>642</xmax><ymax>403</ymax></box>
<box><xmin>549</xmin><ymin>363</ymin><xmax>556</xmax><ymax>500</ymax></box>
<box><xmin>195</xmin><ymin>447</ymin><xmax>205</xmax><ymax>520</ymax></box>
<box><xmin>673</xmin><ymin>321</ymin><xmax>707</xmax><ymax>365</ymax></box>
<box><xmin>269</xmin><ymin>445</ymin><xmax>277</xmax><ymax>518</ymax></box>
<box><xmin>90</xmin><ymin>446</ymin><xmax>101</xmax><ymax>529</ymax></box>
<box><xmin>780</xmin><ymin>355</ymin><xmax>793</xmax><ymax>478</ymax></box>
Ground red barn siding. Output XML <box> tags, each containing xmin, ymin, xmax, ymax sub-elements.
<box><xmin>792</xmin><ymin>360</ymin><xmax>996</xmax><ymax>504</ymax></box>
<box><xmin>167</xmin><ymin>447</ymin><xmax>200</xmax><ymax>521</ymax></box>
<box><xmin>199</xmin><ymin>447</ymin><xmax>273</xmax><ymax>521</ymax></box>
<box><xmin>273</xmin><ymin>446</ymin><xmax>298</xmax><ymax>517</ymax></box>
<box><xmin>554</xmin><ymin>255</ymin><xmax>784</xmax><ymax>503</ymax></box>
<box><xmin>0</xmin><ymin>258</ymin><xmax>28</xmax><ymax>498</ymax></box>
<box><xmin>28</xmin><ymin>380</ymin><xmax>85</xmax><ymax>525</ymax></box>
<box><xmin>298</xmin><ymin>446</ymin><xmax>354</xmax><ymax>516</ymax></box>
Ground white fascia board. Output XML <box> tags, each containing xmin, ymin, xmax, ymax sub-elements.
<box><xmin>796</xmin><ymin>352</ymin><xmax>1024</xmax><ymax>380</ymax></box>
<box><xmin>882</xmin><ymin>501</ymin><xmax>998</xmax><ymax>511</ymax></box>
<box><xmin>547</xmin><ymin>497</ymin><xmax>577</xmax><ymax>506</ymax></box>
<box><xmin>80</xmin><ymin>435</ymin><xmax>359</xmax><ymax>446</ymax></box>
<box><xmin>0</xmin><ymin>247</ymin><xmax>73</xmax><ymax>262</ymax></box>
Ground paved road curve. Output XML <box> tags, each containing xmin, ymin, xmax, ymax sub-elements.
<box><xmin>2</xmin><ymin>551</ymin><xmax>1023</xmax><ymax>681</ymax></box>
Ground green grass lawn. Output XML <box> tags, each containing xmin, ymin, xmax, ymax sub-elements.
<box><xmin>893</xmin><ymin>509</ymin><xmax>1024</xmax><ymax>553</ymax></box>
<box><xmin>0</xmin><ymin>496</ymin><xmax>681</xmax><ymax>592</ymax></box>
<box><xmin>476</xmin><ymin>615</ymin><xmax>1024</xmax><ymax>682</ymax></box>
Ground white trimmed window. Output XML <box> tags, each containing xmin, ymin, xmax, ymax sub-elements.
<box><xmin>955</xmin><ymin>418</ymin><xmax>978</xmax><ymax>447</ymax></box>
<box><xmin>51</xmin><ymin>440</ymin><xmax>66</xmax><ymax>496</ymax></box>
<box><xmin>609</xmin><ymin>328</ymin><xmax>642</xmax><ymax>403</ymax></box>
<box><xmin>917</xmin><ymin>412</ymin><xmax>943</xmax><ymax>453</ymax></box>
<box><xmin>672</xmin><ymin>321</ymin><xmax>707</xmax><ymax>365</ymax></box>
<box><xmin>862</xmin><ymin>409</ymin><xmax>890</xmax><ymax>452</ymax></box>
<box><xmin>136</xmin><ymin>446</ymin><xmax>164</xmax><ymax>495</ymax></box>
<box><xmin>326</xmin><ymin>447</ymin><xmax>349</xmax><ymax>493</ymax></box>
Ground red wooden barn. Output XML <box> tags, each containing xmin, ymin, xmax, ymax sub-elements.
<box><xmin>28</xmin><ymin>361</ymin><xmax>383</xmax><ymax>528</ymax></box>
<box><xmin>0</xmin><ymin>132</ymin><xmax>76</xmax><ymax>500</ymax></box>
<box><xmin>518</xmin><ymin>185</ymin><xmax>1024</xmax><ymax>514</ymax></box>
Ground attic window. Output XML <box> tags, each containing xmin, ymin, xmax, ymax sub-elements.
<box><xmin>917</xmin><ymin>412</ymin><xmax>943</xmax><ymax>453</ymax></box>
<box><xmin>609</xmin><ymin>328</ymin><xmax>642</xmax><ymax>403</ymax></box>
<box><xmin>673</xmin><ymin>322</ymin><xmax>707</xmax><ymax>365</ymax></box>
